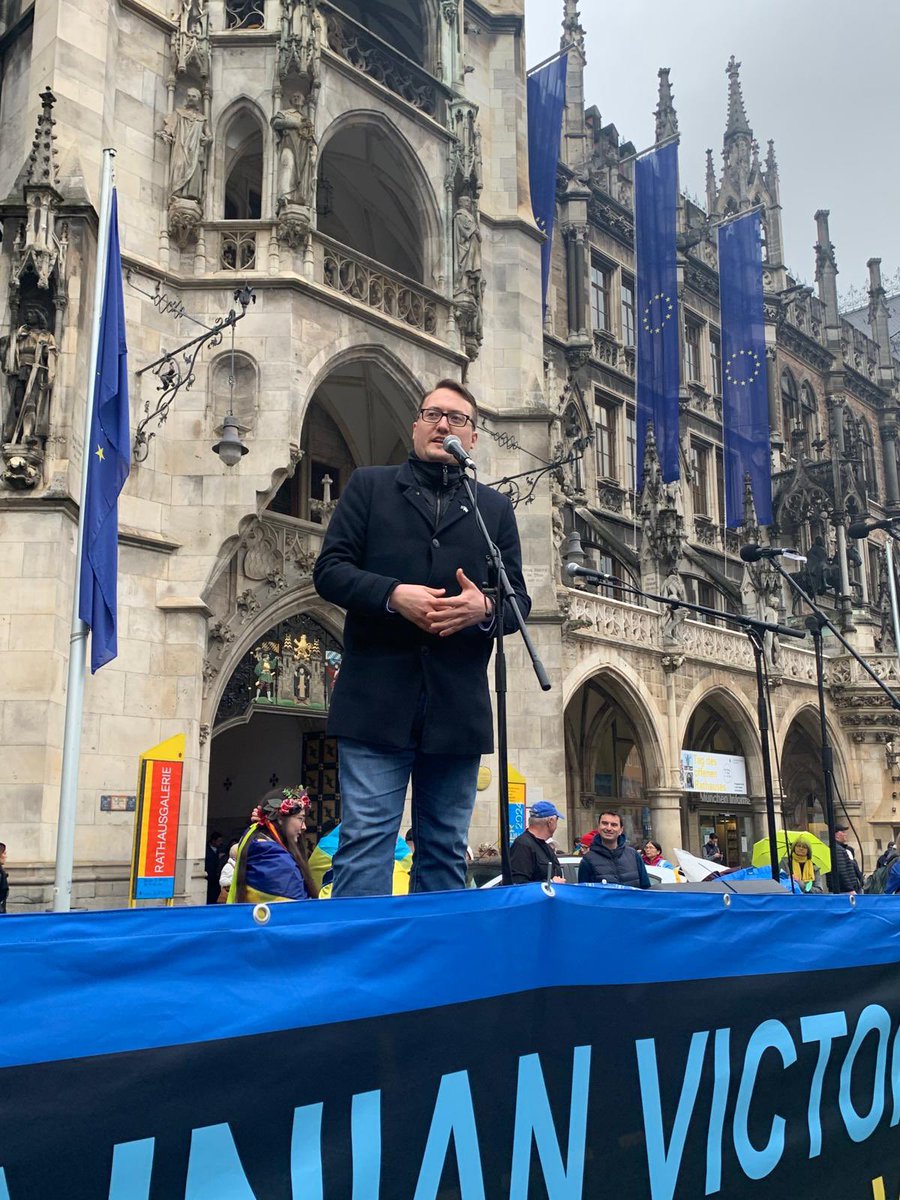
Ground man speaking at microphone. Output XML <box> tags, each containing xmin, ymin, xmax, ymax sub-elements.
<box><xmin>313</xmin><ymin>380</ymin><xmax>531</xmax><ymax>897</ymax></box>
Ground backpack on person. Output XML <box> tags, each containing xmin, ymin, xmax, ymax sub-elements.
<box><xmin>864</xmin><ymin>862</ymin><xmax>892</xmax><ymax>895</ymax></box>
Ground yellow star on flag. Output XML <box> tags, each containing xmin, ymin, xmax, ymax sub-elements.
<box><xmin>95</xmin><ymin>445</ymin><xmax>105</xmax><ymax>462</ymax></box>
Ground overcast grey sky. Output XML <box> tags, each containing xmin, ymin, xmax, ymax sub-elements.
<box><xmin>522</xmin><ymin>0</ymin><xmax>899</xmax><ymax>305</ymax></box>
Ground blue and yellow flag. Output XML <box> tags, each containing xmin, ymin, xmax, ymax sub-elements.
<box><xmin>527</xmin><ymin>53</ymin><xmax>568</xmax><ymax>313</ymax></box>
<box><xmin>635</xmin><ymin>141</ymin><xmax>680</xmax><ymax>484</ymax></box>
<box><xmin>227</xmin><ymin>830</ymin><xmax>309</xmax><ymax>904</ymax></box>
<box><xmin>310</xmin><ymin>824</ymin><xmax>412</xmax><ymax>898</ymax></box>
<box><xmin>718</xmin><ymin>210</ymin><xmax>772</xmax><ymax>527</ymax></box>
<box><xmin>78</xmin><ymin>190</ymin><xmax>130</xmax><ymax>671</ymax></box>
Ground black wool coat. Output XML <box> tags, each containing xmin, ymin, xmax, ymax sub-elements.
<box><xmin>313</xmin><ymin>460</ymin><xmax>531</xmax><ymax>755</ymax></box>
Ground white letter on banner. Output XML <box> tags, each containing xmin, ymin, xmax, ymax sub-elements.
<box><xmin>733</xmin><ymin>1021</ymin><xmax>797</xmax><ymax>1180</ymax></box>
<box><xmin>352</xmin><ymin>1091</ymin><xmax>381</xmax><ymax>1200</ymax></box>
<box><xmin>184</xmin><ymin>1124</ymin><xmax>257</xmax><ymax>1200</ymax></box>
<box><xmin>800</xmin><ymin>1011</ymin><xmax>848</xmax><ymax>1157</ymax></box>
<box><xmin>892</xmin><ymin>1025</ymin><xmax>900</xmax><ymax>1127</ymax></box>
<box><xmin>413</xmin><ymin>1071</ymin><xmax>485</xmax><ymax>1200</ymax></box>
<box><xmin>636</xmin><ymin>1032</ymin><xmax>708</xmax><ymax>1200</ymax></box>
<box><xmin>291</xmin><ymin>1102</ymin><xmax>324</xmax><ymax>1200</ymax></box>
<box><xmin>839</xmin><ymin>1005</ymin><xmax>891</xmax><ymax>1143</ymax></box>
<box><xmin>0</xmin><ymin>1166</ymin><xmax>11</xmax><ymax>1200</ymax></box>
<box><xmin>107</xmin><ymin>1138</ymin><xmax>155</xmax><ymax>1199</ymax></box>
<box><xmin>705</xmin><ymin>1028</ymin><xmax>731</xmax><ymax>1196</ymax></box>
<box><xmin>509</xmin><ymin>1046</ymin><xmax>590</xmax><ymax>1200</ymax></box>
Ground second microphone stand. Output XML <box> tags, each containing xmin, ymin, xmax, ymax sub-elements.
<box><xmin>569</xmin><ymin>565</ymin><xmax>807</xmax><ymax>882</ymax></box>
<box><xmin>459</xmin><ymin>473</ymin><xmax>551</xmax><ymax>886</ymax></box>
<box><xmin>769</xmin><ymin>556</ymin><xmax>900</xmax><ymax>892</ymax></box>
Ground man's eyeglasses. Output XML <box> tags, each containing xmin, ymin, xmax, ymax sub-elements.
<box><xmin>417</xmin><ymin>407</ymin><xmax>475</xmax><ymax>430</ymax></box>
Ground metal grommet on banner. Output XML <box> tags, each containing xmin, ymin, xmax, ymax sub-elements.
<box><xmin>723</xmin><ymin>893</ymin><xmax>731</xmax><ymax>908</ymax></box>
<box><xmin>849</xmin><ymin>893</ymin><xmax>857</xmax><ymax>908</ymax></box>
<box><xmin>252</xmin><ymin>903</ymin><xmax>271</xmax><ymax>925</ymax></box>
<box><xmin>541</xmin><ymin>882</ymin><xmax>556</xmax><ymax>898</ymax></box>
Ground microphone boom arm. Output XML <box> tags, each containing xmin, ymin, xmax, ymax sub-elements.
<box><xmin>767</xmin><ymin>557</ymin><xmax>900</xmax><ymax>711</ymax></box>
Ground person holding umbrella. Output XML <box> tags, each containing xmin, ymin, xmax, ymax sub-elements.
<box><xmin>779</xmin><ymin>835</ymin><xmax>825</xmax><ymax>894</ymax></box>
<box><xmin>752</xmin><ymin>829</ymin><xmax>831</xmax><ymax>891</ymax></box>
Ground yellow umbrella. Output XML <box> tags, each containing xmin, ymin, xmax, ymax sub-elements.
<box><xmin>751</xmin><ymin>831</ymin><xmax>831</xmax><ymax>874</ymax></box>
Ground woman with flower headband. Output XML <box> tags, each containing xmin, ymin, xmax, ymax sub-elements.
<box><xmin>227</xmin><ymin>787</ymin><xmax>319</xmax><ymax>903</ymax></box>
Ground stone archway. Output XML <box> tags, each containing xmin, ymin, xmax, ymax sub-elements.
<box><xmin>680</xmin><ymin>691</ymin><xmax>763</xmax><ymax>866</ymax></box>
<box><xmin>563</xmin><ymin>668</ymin><xmax>665</xmax><ymax>851</ymax></box>
<box><xmin>207</xmin><ymin>609</ymin><xmax>343</xmax><ymax>847</ymax></box>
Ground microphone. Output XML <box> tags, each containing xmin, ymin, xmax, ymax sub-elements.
<box><xmin>739</xmin><ymin>544</ymin><xmax>807</xmax><ymax>563</ymax></box>
<box><xmin>848</xmin><ymin>516</ymin><xmax>900</xmax><ymax>539</ymax></box>
<box><xmin>566</xmin><ymin>563</ymin><xmax>615</xmax><ymax>582</ymax></box>
<box><xmin>442</xmin><ymin>435</ymin><xmax>476</xmax><ymax>470</ymax></box>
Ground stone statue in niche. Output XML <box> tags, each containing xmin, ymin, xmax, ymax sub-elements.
<box><xmin>453</xmin><ymin>196</ymin><xmax>482</xmax><ymax>294</ymax></box>
<box><xmin>661</xmin><ymin>568</ymin><xmax>687</xmax><ymax>645</ymax></box>
<box><xmin>158</xmin><ymin>86</ymin><xmax>211</xmax><ymax>248</ymax></box>
<box><xmin>452</xmin><ymin>195</ymin><xmax>484</xmax><ymax>359</ymax></box>
<box><xmin>272</xmin><ymin>94</ymin><xmax>317</xmax><ymax>248</ymax></box>
<box><xmin>2</xmin><ymin>308</ymin><xmax>58</xmax><ymax>447</ymax></box>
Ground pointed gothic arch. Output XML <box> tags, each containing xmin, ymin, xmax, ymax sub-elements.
<box><xmin>316</xmin><ymin>109</ymin><xmax>443</xmax><ymax>285</ymax></box>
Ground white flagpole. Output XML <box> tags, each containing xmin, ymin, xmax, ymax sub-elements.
<box><xmin>53</xmin><ymin>148</ymin><xmax>116</xmax><ymax>913</ymax></box>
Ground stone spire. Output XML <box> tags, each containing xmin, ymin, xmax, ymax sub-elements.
<box><xmin>705</xmin><ymin>148</ymin><xmax>717</xmax><ymax>212</ymax></box>
<box><xmin>868</xmin><ymin>258</ymin><xmax>896</xmax><ymax>387</ymax></box>
<box><xmin>559</xmin><ymin>0</ymin><xmax>588</xmax><ymax>175</ymax></box>
<box><xmin>724</xmin><ymin>55</ymin><xmax>752</xmax><ymax>143</ymax></box>
<box><xmin>742</xmin><ymin>472</ymin><xmax>759</xmax><ymax>538</ymax></box>
<box><xmin>561</xmin><ymin>0</ymin><xmax>585</xmax><ymax>57</ymax></box>
<box><xmin>814</xmin><ymin>209</ymin><xmax>841</xmax><ymax>342</ymax></box>
<box><xmin>765</xmin><ymin>139</ymin><xmax>779</xmax><ymax>186</ymax></box>
<box><xmin>25</xmin><ymin>89</ymin><xmax>61</xmax><ymax>190</ymax></box>
<box><xmin>654</xmin><ymin>67</ymin><xmax>679</xmax><ymax>142</ymax></box>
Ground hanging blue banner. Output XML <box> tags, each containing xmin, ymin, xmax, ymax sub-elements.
<box><xmin>2</xmin><ymin>887</ymin><xmax>900</xmax><ymax>1198</ymax></box>
<box><xmin>635</xmin><ymin>141</ymin><xmax>680</xmax><ymax>485</ymax></box>
<box><xmin>79</xmin><ymin>189</ymin><xmax>130</xmax><ymax>671</ymax></box>
<box><xmin>718</xmin><ymin>209</ymin><xmax>773</xmax><ymax>527</ymax></box>
<box><xmin>527</xmin><ymin>53</ymin><xmax>568</xmax><ymax>313</ymax></box>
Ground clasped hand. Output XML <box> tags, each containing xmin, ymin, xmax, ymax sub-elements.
<box><xmin>391</xmin><ymin>569</ymin><xmax>492</xmax><ymax>637</ymax></box>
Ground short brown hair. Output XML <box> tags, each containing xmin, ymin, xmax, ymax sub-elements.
<box><xmin>426</xmin><ymin>378</ymin><xmax>478</xmax><ymax>418</ymax></box>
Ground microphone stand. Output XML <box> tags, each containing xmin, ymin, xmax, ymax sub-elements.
<box><xmin>767</xmin><ymin>555</ymin><xmax>900</xmax><ymax>893</ymax></box>
<box><xmin>459</xmin><ymin>472</ymin><xmax>551</xmax><ymax>887</ymax></box>
<box><xmin>570</xmin><ymin>565</ymin><xmax>807</xmax><ymax>882</ymax></box>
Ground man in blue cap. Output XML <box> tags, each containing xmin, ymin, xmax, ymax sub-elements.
<box><xmin>508</xmin><ymin>800</ymin><xmax>566</xmax><ymax>885</ymax></box>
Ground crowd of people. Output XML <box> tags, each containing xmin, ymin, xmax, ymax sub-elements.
<box><xmin>201</xmin><ymin>792</ymin><xmax>900</xmax><ymax>907</ymax></box>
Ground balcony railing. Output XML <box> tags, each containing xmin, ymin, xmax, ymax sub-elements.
<box><xmin>320</xmin><ymin>1</ymin><xmax>447</xmax><ymax>121</ymax></box>
<box><xmin>591</xmin><ymin>332</ymin><xmax>636</xmax><ymax>378</ymax></box>
<box><xmin>564</xmin><ymin>589</ymin><xmax>662</xmax><ymax>649</ymax></box>
<box><xmin>316</xmin><ymin>234</ymin><xmax>445</xmax><ymax>336</ymax></box>
<box><xmin>206</xmin><ymin>223</ymin><xmax>276</xmax><ymax>272</ymax></box>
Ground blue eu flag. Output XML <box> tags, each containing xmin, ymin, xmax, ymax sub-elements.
<box><xmin>718</xmin><ymin>210</ymin><xmax>772</xmax><ymax>527</ymax></box>
<box><xmin>79</xmin><ymin>190</ymin><xmax>130</xmax><ymax>672</ymax></box>
<box><xmin>527</xmin><ymin>53</ymin><xmax>568</xmax><ymax>312</ymax></box>
<box><xmin>635</xmin><ymin>141</ymin><xmax>680</xmax><ymax>484</ymax></box>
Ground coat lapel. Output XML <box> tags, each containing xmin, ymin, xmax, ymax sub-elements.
<box><xmin>396</xmin><ymin>461</ymin><xmax>436</xmax><ymax>531</ymax></box>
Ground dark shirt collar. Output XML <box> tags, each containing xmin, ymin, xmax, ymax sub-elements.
<box><xmin>408</xmin><ymin>454</ymin><xmax>464</xmax><ymax>491</ymax></box>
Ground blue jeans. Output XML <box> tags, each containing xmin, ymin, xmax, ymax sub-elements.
<box><xmin>333</xmin><ymin>737</ymin><xmax>480</xmax><ymax>897</ymax></box>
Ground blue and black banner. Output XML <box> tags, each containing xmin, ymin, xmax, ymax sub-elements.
<box><xmin>635</xmin><ymin>141</ymin><xmax>680</xmax><ymax>485</ymax></box>
<box><xmin>718</xmin><ymin>209</ymin><xmax>773</xmax><ymax>527</ymax></box>
<box><xmin>527</xmin><ymin>53</ymin><xmax>568</xmax><ymax>314</ymax></box>
<box><xmin>2</xmin><ymin>887</ymin><xmax>900</xmax><ymax>1198</ymax></box>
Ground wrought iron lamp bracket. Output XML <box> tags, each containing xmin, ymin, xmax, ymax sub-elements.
<box><xmin>132</xmin><ymin>285</ymin><xmax>255</xmax><ymax>462</ymax></box>
<box><xmin>486</xmin><ymin>434</ymin><xmax>593</xmax><ymax>509</ymax></box>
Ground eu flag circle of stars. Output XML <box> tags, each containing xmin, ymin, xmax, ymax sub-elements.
<box><xmin>725</xmin><ymin>348</ymin><xmax>762</xmax><ymax>388</ymax></box>
<box><xmin>642</xmin><ymin>292</ymin><xmax>674</xmax><ymax>335</ymax></box>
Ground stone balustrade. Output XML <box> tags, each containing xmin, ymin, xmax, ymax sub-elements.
<box><xmin>316</xmin><ymin>233</ymin><xmax>445</xmax><ymax>337</ymax></box>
